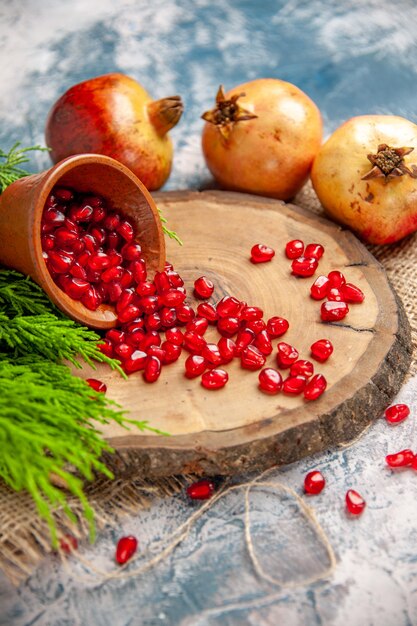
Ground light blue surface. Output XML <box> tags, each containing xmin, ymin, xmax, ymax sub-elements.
<box><xmin>1</xmin><ymin>1</ymin><xmax>417</xmax><ymax>624</ymax></box>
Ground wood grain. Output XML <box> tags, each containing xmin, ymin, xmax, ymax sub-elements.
<box><xmin>74</xmin><ymin>191</ymin><xmax>412</xmax><ymax>478</ymax></box>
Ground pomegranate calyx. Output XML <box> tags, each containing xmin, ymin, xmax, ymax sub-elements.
<box><xmin>147</xmin><ymin>95</ymin><xmax>184</xmax><ymax>135</ymax></box>
<box><xmin>362</xmin><ymin>144</ymin><xmax>417</xmax><ymax>181</ymax></box>
<box><xmin>201</xmin><ymin>85</ymin><xmax>257</xmax><ymax>140</ymax></box>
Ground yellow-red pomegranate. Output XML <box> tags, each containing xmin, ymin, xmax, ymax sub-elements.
<box><xmin>311</xmin><ymin>115</ymin><xmax>417</xmax><ymax>244</ymax></box>
<box><xmin>201</xmin><ymin>79</ymin><xmax>322</xmax><ymax>200</ymax></box>
<box><xmin>45</xmin><ymin>73</ymin><xmax>183</xmax><ymax>191</ymax></box>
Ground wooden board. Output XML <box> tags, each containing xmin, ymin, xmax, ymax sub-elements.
<box><xmin>75</xmin><ymin>191</ymin><xmax>412</xmax><ymax>479</ymax></box>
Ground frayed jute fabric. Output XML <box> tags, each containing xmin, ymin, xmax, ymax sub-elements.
<box><xmin>0</xmin><ymin>182</ymin><xmax>415</xmax><ymax>586</ymax></box>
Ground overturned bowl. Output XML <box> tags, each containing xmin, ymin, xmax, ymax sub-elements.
<box><xmin>0</xmin><ymin>153</ymin><xmax>165</xmax><ymax>329</ymax></box>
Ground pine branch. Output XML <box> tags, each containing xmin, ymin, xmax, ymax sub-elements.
<box><xmin>0</xmin><ymin>142</ymin><xmax>49</xmax><ymax>193</ymax></box>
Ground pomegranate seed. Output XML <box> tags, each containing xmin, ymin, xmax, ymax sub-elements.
<box><xmin>217</xmin><ymin>336</ymin><xmax>236</xmax><ymax>363</ymax></box>
<box><xmin>321</xmin><ymin>301</ymin><xmax>349</xmax><ymax>322</ymax></box>
<box><xmin>165</xmin><ymin>327</ymin><xmax>184</xmax><ymax>345</ymax></box>
<box><xmin>124</xmin><ymin>320</ymin><xmax>145</xmax><ymax>333</ymax></box>
<box><xmin>45</xmin><ymin>193</ymin><xmax>58</xmax><ymax>208</ymax></box>
<box><xmin>291</xmin><ymin>256</ymin><xmax>318</xmax><ymax>277</ymax></box>
<box><xmin>86</xmin><ymin>378</ymin><xmax>107</xmax><ymax>393</ymax></box>
<box><xmin>143</xmin><ymin>356</ymin><xmax>161</xmax><ymax>382</ymax></box>
<box><xmin>120</xmin><ymin>269</ymin><xmax>134</xmax><ymax>288</ymax></box>
<box><xmin>123</xmin><ymin>350</ymin><xmax>148</xmax><ymax>374</ymax></box>
<box><xmin>69</xmin><ymin>203</ymin><xmax>93</xmax><ymax>223</ymax></box>
<box><xmin>48</xmin><ymin>250</ymin><xmax>74</xmax><ymax>274</ymax></box>
<box><xmin>276</xmin><ymin>342</ymin><xmax>299</xmax><ymax>368</ymax></box>
<box><xmin>139</xmin><ymin>331</ymin><xmax>161</xmax><ymax>351</ymax></box>
<box><xmin>328</xmin><ymin>270</ymin><xmax>346</xmax><ymax>288</ymax></box>
<box><xmin>241</xmin><ymin>305</ymin><xmax>263</xmax><ymax>321</ymax></box>
<box><xmin>345</xmin><ymin>489</ymin><xmax>366</xmax><ymax>515</ymax></box>
<box><xmin>153</xmin><ymin>271</ymin><xmax>171</xmax><ymax>293</ymax></box>
<box><xmin>160</xmin><ymin>307</ymin><xmax>177</xmax><ymax>328</ymax></box>
<box><xmin>54</xmin><ymin>227</ymin><xmax>79</xmax><ymax>250</ymax></box>
<box><xmin>283</xmin><ymin>375</ymin><xmax>307</xmax><ymax>394</ymax></box>
<box><xmin>116</xmin><ymin>289</ymin><xmax>135</xmax><ymax>315</ymax></box>
<box><xmin>187</xmin><ymin>479</ymin><xmax>215</xmax><ymax>500</ymax></box>
<box><xmin>216</xmin><ymin>296</ymin><xmax>241</xmax><ymax>318</ymax></box>
<box><xmin>310</xmin><ymin>276</ymin><xmax>330</xmax><ymax>300</ymax></box>
<box><xmin>310</xmin><ymin>339</ymin><xmax>333</xmax><ymax>362</ymax></box>
<box><xmin>146</xmin><ymin>312</ymin><xmax>162</xmax><ymax>331</ymax></box>
<box><xmin>341</xmin><ymin>283</ymin><xmax>365</xmax><ymax>304</ymax></box>
<box><xmin>115</xmin><ymin>536</ymin><xmax>138</xmax><ymax>565</ymax></box>
<box><xmin>63</xmin><ymin>277</ymin><xmax>90</xmax><ymax>300</ymax></box>
<box><xmin>254</xmin><ymin>330</ymin><xmax>273</xmax><ymax>355</ymax></box>
<box><xmin>196</xmin><ymin>302</ymin><xmax>218</xmax><ymax>323</ymax></box>
<box><xmin>92</xmin><ymin>205</ymin><xmax>106</xmax><ymax>222</ymax></box>
<box><xmin>89</xmin><ymin>226</ymin><xmax>106</xmax><ymax>245</ymax></box>
<box><xmin>101</xmin><ymin>266</ymin><xmax>123</xmax><ymax>283</ymax></box>
<box><xmin>285</xmin><ymin>239</ymin><xmax>304</xmax><ymax>259</ymax></box>
<box><xmin>235</xmin><ymin>328</ymin><xmax>256</xmax><ymax>355</ymax></box>
<box><xmin>121</xmin><ymin>242</ymin><xmax>142</xmax><ymax>261</ymax></box>
<box><xmin>176</xmin><ymin>304</ymin><xmax>195</xmax><ymax>323</ymax></box>
<box><xmin>241</xmin><ymin>345</ymin><xmax>266</xmax><ymax>370</ymax></box>
<box><xmin>201</xmin><ymin>369</ymin><xmax>228</xmax><ymax>390</ymax></box>
<box><xmin>160</xmin><ymin>341</ymin><xmax>182</xmax><ymax>364</ymax></box>
<box><xmin>304</xmin><ymin>470</ymin><xmax>325</xmax><ymax>494</ymax></box>
<box><xmin>59</xmin><ymin>534</ymin><xmax>78</xmax><ymax>554</ymax></box>
<box><xmin>81</xmin><ymin>286</ymin><xmax>102</xmax><ymax>310</ymax></box>
<box><xmin>43</xmin><ymin>208</ymin><xmax>66</xmax><ymax>226</ymax></box>
<box><xmin>386</xmin><ymin>449</ymin><xmax>415</xmax><ymax>467</ymax></box>
<box><xmin>327</xmin><ymin>287</ymin><xmax>343</xmax><ymax>302</ymax></box>
<box><xmin>88</xmin><ymin>252</ymin><xmax>111</xmax><ymax>271</ymax></box>
<box><xmin>385</xmin><ymin>404</ymin><xmax>410</xmax><ymax>424</ymax></box>
<box><xmin>250</xmin><ymin>243</ymin><xmax>275</xmax><ymax>263</ymax></box>
<box><xmin>107</xmin><ymin>231</ymin><xmax>121</xmax><ymax>249</ymax></box>
<box><xmin>184</xmin><ymin>331</ymin><xmax>206</xmax><ymax>355</ymax></box>
<box><xmin>138</xmin><ymin>295</ymin><xmax>159</xmax><ymax>315</ymax></box>
<box><xmin>185</xmin><ymin>354</ymin><xmax>207</xmax><ymax>378</ymax></box>
<box><xmin>304</xmin><ymin>374</ymin><xmax>327</xmax><ymax>400</ymax></box>
<box><xmin>107</xmin><ymin>251</ymin><xmax>123</xmax><ymax>267</ymax></box>
<box><xmin>290</xmin><ymin>360</ymin><xmax>314</xmax><ymax>378</ymax></box>
<box><xmin>136</xmin><ymin>281</ymin><xmax>156</xmax><ymax>296</ymax></box>
<box><xmin>266</xmin><ymin>316</ymin><xmax>289</xmax><ymax>338</ymax></box>
<box><xmin>64</xmin><ymin>219</ymin><xmax>80</xmax><ymax>234</ymax></box>
<box><xmin>147</xmin><ymin>345</ymin><xmax>166</xmax><ymax>361</ymax></box>
<box><xmin>117</xmin><ymin>220</ymin><xmax>135</xmax><ymax>242</ymax></box>
<box><xmin>41</xmin><ymin>234</ymin><xmax>55</xmax><ymax>251</ymax></box>
<box><xmin>246</xmin><ymin>319</ymin><xmax>267</xmax><ymax>334</ymax></box>
<box><xmin>258</xmin><ymin>368</ymin><xmax>282</xmax><ymax>394</ymax></box>
<box><xmin>217</xmin><ymin>316</ymin><xmax>240</xmax><ymax>337</ymax></box>
<box><xmin>126</xmin><ymin>329</ymin><xmax>146</xmax><ymax>347</ymax></box>
<box><xmin>167</xmin><ymin>270</ymin><xmax>184</xmax><ymax>288</ymax></box>
<box><xmin>194</xmin><ymin>276</ymin><xmax>214</xmax><ymax>299</ymax></box>
<box><xmin>82</xmin><ymin>233</ymin><xmax>98</xmax><ymax>253</ymax></box>
<box><xmin>54</xmin><ymin>187</ymin><xmax>74</xmax><ymax>202</ymax></box>
<box><xmin>98</xmin><ymin>339</ymin><xmax>113</xmax><ymax>358</ymax></box>
<box><xmin>202</xmin><ymin>343</ymin><xmax>223</xmax><ymax>367</ymax></box>
<box><xmin>305</xmin><ymin>243</ymin><xmax>324</xmax><ymax>260</ymax></box>
<box><xmin>107</xmin><ymin>329</ymin><xmax>126</xmax><ymax>344</ymax></box>
<box><xmin>186</xmin><ymin>317</ymin><xmax>209</xmax><ymax>336</ymax></box>
<box><xmin>114</xmin><ymin>342</ymin><xmax>135</xmax><ymax>360</ymax></box>
<box><xmin>70</xmin><ymin>263</ymin><xmax>87</xmax><ymax>280</ymax></box>
<box><xmin>131</xmin><ymin>259</ymin><xmax>147</xmax><ymax>283</ymax></box>
<box><xmin>104</xmin><ymin>212</ymin><xmax>121</xmax><ymax>231</ymax></box>
<box><xmin>118</xmin><ymin>304</ymin><xmax>141</xmax><ymax>324</ymax></box>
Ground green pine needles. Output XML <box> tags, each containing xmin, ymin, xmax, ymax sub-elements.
<box><xmin>0</xmin><ymin>270</ymin><xmax>159</xmax><ymax>545</ymax></box>
<box><xmin>0</xmin><ymin>142</ymin><xmax>49</xmax><ymax>193</ymax></box>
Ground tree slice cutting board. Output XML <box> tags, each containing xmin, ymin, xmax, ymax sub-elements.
<box><xmin>76</xmin><ymin>190</ymin><xmax>412</xmax><ymax>479</ymax></box>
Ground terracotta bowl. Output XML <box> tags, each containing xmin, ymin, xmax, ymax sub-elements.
<box><xmin>0</xmin><ymin>153</ymin><xmax>165</xmax><ymax>329</ymax></box>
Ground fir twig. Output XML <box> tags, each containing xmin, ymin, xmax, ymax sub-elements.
<box><xmin>0</xmin><ymin>142</ymin><xmax>49</xmax><ymax>193</ymax></box>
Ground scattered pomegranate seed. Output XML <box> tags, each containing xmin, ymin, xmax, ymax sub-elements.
<box><xmin>196</xmin><ymin>302</ymin><xmax>218</xmax><ymax>323</ymax></box>
<box><xmin>143</xmin><ymin>356</ymin><xmax>161</xmax><ymax>383</ymax></box>
<box><xmin>185</xmin><ymin>354</ymin><xmax>207</xmax><ymax>378</ymax></box>
<box><xmin>258</xmin><ymin>368</ymin><xmax>282</xmax><ymax>394</ymax></box>
<box><xmin>176</xmin><ymin>304</ymin><xmax>195</xmax><ymax>323</ymax></box>
<box><xmin>254</xmin><ymin>329</ymin><xmax>273</xmax><ymax>355</ymax></box>
<box><xmin>115</xmin><ymin>536</ymin><xmax>138</xmax><ymax>565</ymax></box>
<box><xmin>386</xmin><ymin>449</ymin><xmax>415</xmax><ymax>467</ymax></box>
<box><xmin>320</xmin><ymin>301</ymin><xmax>349</xmax><ymax>322</ymax></box>
<box><xmin>384</xmin><ymin>404</ymin><xmax>410</xmax><ymax>424</ymax></box>
<box><xmin>217</xmin><ymin>316</ymin><xmax>240</xmax><ymax>337</ymax></box>
<box><xmin>201</xmin><ymin>369</ymin><xmax>228</xmax><ymax>389</ymax></box>
<box><xmin>304</xmin><ymin>470</ymin><xmax>325</xmax><ymax>494</ymax></box>
<box><xmin>161</xmin><ymin>341</ymin><xmax>182</xmax><ymax>364</ymax></box>
<box><xmin>217</xmin><ymin>337</ymin><xmax>236</xmax><ymax>363</ymax></box>
<box><xmin>98</xmin><ymin>339</ymin><xmax>113</xmax><ymax>358</ymax></box>
<box><xmin>327</xmin><ymin>270</ymin><xmax>346</xmax><ymax>288</ymax></box>
<box><xmin>216</xmin><ymin>296</ymin><xmax>241</xmax><ymax>318</ymax></box>
<box><xmin>123</xmin><ymin>350</ymin><xmax>147</xmax><ymax>374</ymax></box>
<box><xmin>304</xmin><ymin>374</ymin><xmax>327</xmax><ymax>400</ymax></box>
<box><xmin>241</xmin><ymin>345</ymin><xmax>266</xmax><ymax>370</ymax></box>
<box><xmin>310</xmin><ymin>275</ymin><xmax>330</xmax><ymax>300</ymax></box>
<box><xmin>184</xmin><ymin>331</ymin><xmax>206</xmax><ymax>355</ymax></box>
<box><xmin>250</xmin><ymin>243</ymin><xmax>275</xmax><ymax>263</ymax></box>
<box><xmin>59</xmin><ymin>534</ymin><xmax>78</xmax><ymax>554</ymax></box>
<box><xmin>246</xmin><ymin>319</ymin><xmax>267</xmax><ymax>334</ymax></box>
<box><xmin>304</xmin><ymin>243</ymin><xmax>324</xmax><ymax>260</ymax></box>
<box><xmin>341</xmin><ymin>283</ymin><xmax>365</xmax><ymax>303</ymax></box>
<box><xmin>86</xmin><ymin>378</ymin><xmax>107</xmax><ymax>393</ymax></box>
<box><xmin>276</xmin><ymin>342</ymin><xmax>299</xmax><ymax>368</ymax></box>
<box><xmin>202</xmin><ymin>343</ymin><xmax>223</xmax><ymax>367</ymax></box>
<box><xmin>291</xmin><ymin>256</ymin><xmax>318</xmax><ymax>277</ymax></box>
<box><xmin>266</xmin><ymin>316</ymin><xmax>289</xmax><ymax>338</ymax></box>
<box><xmin>187</xmin><ymin>479</ymin><xmax>215</xmax><ymax>500</ymax></box>
<box><xmin>285</xmin><ymin>239</ymin><xmax>304</xmax><ymax>259</ymax></box>
<box><xmin>310</xmin><ymin>339</ymin><xmax>333</xmax><ymax>362</ymax></box>
<box><xmin>290</xmin><ymin>360</ymin><xmax>314</xmax><ymax>378</ymax></box>
<box><xmin>345</xmin><ymin>489</ymin><xmax>366</xmax><ymax>515</ymax></box>
<box><xmin>235</xmin><ymin>328</ymin><xmax>256</xmax><ymax>355</ymax></box>
<box><xmin>194</xmin><ymin>276</ymin><xmax>214</xmax><ymax>299</ymax></box>
<box><xmin>241</xmin><ymin>305</ymin><xmax>263</xmax><ymax>321</ymax></box>
<box><xmin>283</xmin><ymin>375</ymin><xmax>307</xmax><ymax>395</ymax></box>
<box><xmin>186</xmin><ymin>317</ymin><xmax>209</xmax><ymax>336</ymax></box>
<box><xmin>165</xmin><ymin>327</ymin><xmax>184</xmax><ymax>346</ymax></box>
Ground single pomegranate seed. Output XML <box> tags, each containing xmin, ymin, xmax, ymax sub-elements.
<box><xmin>254</xmin><ymin>330</ymin><xmax>273</xmax><ymax>355</ymax></box>
<box><xmin>187</xmin><ymin>479</ymin><xmax>215</xmax><ymax>500</ymax></box>
<box><xmin>160</xmin><ymin>341</ymin><xmax>182</xmax><ymax>364</ymax></box>
<box><xmin>123</xmin><ymin>350</ymin><xmax>148</xmax><ymax>374</ymax></box>
<box><xmin>341</xmin><ymin>283</ymin><xmax>365</xmax><ymax>303</ymax></box>
<box><xmin>258</xmin><ymin>368</ymin><xmax>282</xmax><ymax>394</ymax></box>
<box><xmin>82</xmin><ymin>233</ymin><xmax>98</xmax><ymax>253</ymax></box>
<box><xmin>101</xmin><ymin>266</ymin><xmax>123</xmax><ymax>283</ymax></box>
<box><xmin>246</xmin><ymin>319</ymin><xmax>267</xmax><ymax>334</ymax></box>
<box><xmin>304</xmin><ymin>374</ymin><xmax>327</xmax><ymax>400</ymax></box>
<box><xmin>48</xmin><ymin>250</ymin><xmax>74</xmax><ymax>274</ymax></box>
<box><xmin>54</xmin><ymin>227</ymin><xmax>79</xmax><ymax>250</ymax></box>
<box><xmin>184</xmin><ymin>331</ymin><xmax>206</xmax><ymax>355</ymax></box>
<box><xmin>285</xmin><ymin>239</ymin><xmax>304</xmax><ymax>259</ymax></box>
<box><xmin>304</xmin><ymin>243</ymin><xmax>324</xmax><ymax>260</ymax></box>
<box><xmin>69</xmin><ymin>203</ymin><xmax>93</xmax><ymax>223</ymax></box>
<box><xmin>176</xmin><ymin>304</ymin><xmax>195</xmax><ymax>323</ymax></box>
<box><xmin>54</xmin><ymin>187</ymin><xmax>74</xmax><ymax>202</ymax></box>
<box><xmin>147</xmin><ymin>345</ymin><xmax>166</xmax><ymax>361</ymax></box>
<box><xmin>165</xmin><ymin>327</ymin><xmax>184</xmax><ymax>346</ymax></box>
<box><xmin>283</xmin><ymin>375</ymin><xmax>307</xmax><ymax>395</ymax></box>
<box><xmin>321</xmin><ymin>301</ymin><xmax>349</xmax><ymax>322</ymax></box>
<box><xmin>118</xmin><ymin>304</ymin><xmax>141</xmax><ymax>324</ymax></box>
<box><xmin>160</xmin><ymin>289</ymin><xmax>186</xmax><ymax>307</ymax></box>
<box><xmin>217</xmin><ymin>336</ymin><xmax>236</xmax><ymax>363</ymax></box>
<box><xmin>107</xmin><ymin>251</ymin><xmax>123</xmax><ymax>268</ymax></box>
<box><xmin>186</xmin><ymin>317</ymin><xmax>209</xmax><ymax>336</ymax></box>
<box><xmin>202</xmin><ymin>343</ymin><xmax>223</xmax><ymax>367</ymax></box>
<box><xmin>160</xmin><ymin>307</ymin><xmax>177</xmax><ymax>328</ymax></box>
<box><xmin>167</xmin><ymin>270</ymin><xmax>184</xmax><ymax>288</ymax></box>
<box><xmin>138</xmin><ymin>295</ymin><xmax>159</xmax><ymax>314</ymax></box>
<box><xmin>196</xmin><ymin>302</ymin><xmax>218</xmax><ymax>323</ymax></box>
<box><xmin>345</xmin><ymin>489</ymin><xmax>366</xmax><ymax>515</ymax></box>
<box><xmin>43</xmin><ymin>207</ymin><xmax>66</xmax><ymax>226</ymax></box>
<box><xmin>241</xmin><ymin>345</ymin><xmax>266</xmax><ymax>371</ymax></box>
<box><xmin>59</xmin><ymin>534</ymin><xmax>78</xmax><ymax>554</ymax></box>
<box><xmin>276</xmin><ymin>342</ymin><xmax>299</xmax><ymax>368</ymax></box>
<box><xmin>116</xmin><ymin>290</ymin><xmax>135</xmax><ymax>315</ymax></box>
<box><xmin>304</xmin><ymin>470</ymin><xmax>325</xmax><ymax>494</ymax></box>
<box><xmin>89</xmin><ymin>226</ymin><xmax>106</xmax><ymax>245</ymax></box>
<box><xmin>327</xmin><ymin>287</ymin><xmax>343</xmax><ymax>302</ymax></box>
<box><xmin>143</xmin><ymin>356</ymin><xmax>161</xmax><ymax>383</ymax></box>
<box><xmin>88</xmin><ymin>252</ymin><xmax>111</xmax><ymax>271</ymax></box>
<box><xmin>136</xmin><ymin>281</ymin><xmax>156</xmax><ymax>296</ymax></box>
<box><xmin>117</xmin><ymin>220</ymin><xmax>135</xmax><ymax>242</ymax></box>
<box><xmin>98</xmin><ymin>339</ymin><xmax>113</xmax><ymax>358</ymax></box>
<box><xmin>104</xmin><ymin>212</ymin><xmax>121</xmax><ymax>231</ymax></box>
<box><xmin>63</xmin><ymin>277</ymin><xmax>90</xmax><ymax>300</ymax></box>
<box><xmin>194</xmin><ymin>276</ymin><xmax>214</xmax><ymax>299</ymax></box>
<box><xmin>386</xmin><ymin>449</ymin><xmax>415</xmax><ymax>467</ymax></box>
<box><xmin>126</xmin><ymin>329</ymin><xmax>146</xmax><ymax>347</ymax></box>
<box><xmin>266</xmin><ymin>316</ymin><xmax>289</xmax><ymax>338</ymax></box>
<box><xmin>241</xmin><ymin>305</ymin><xmax>263</xmax><ymax>321</ymax></box>
<box><xmin>153</xmin><ymin>271</ymin><xmax>171</xmax><ymax>293</ymax></box>
<box><xmin>92</xmin><ymin>205</ymin><xmax>106</xmax><ymax>222</ymax></box>
<box><xmin>124</xmin><ymin>320</ymin><xmax>145</xmax><ymax>333</ymax></box>
<box><xmin>250</xmin><ymin>243</ymin><xmax>275</xmax><ymax>263</ymax></box>
<box><xmin>131</xmin><ymin>259</ymin><xmax>147</xmax><ymax>283</ymax></box>
<box><xmin>120</xmin><ymin>242</ymin><xmax>142</xmax><ymax>261</ymax></box>
<box><xmin>217</xmin><ymin>316</ymin><xmax>240</xmax><ymax>337</ymax></box>
<box><xmin>235</xmin><ymin>328</ymin><xmax>256</xmax><ymax>355</ymax></box>
<box><xmin>81</xmin><ymin>286</ymin><xmax>102</xmax><ymax>310</ymax></box>
<box><xmin>385</xmin><ymin>404</ymin><xmax>410</xmax><ymax>424</ymax></box>
<box><xmin>107</xmin><ymin>329</ymin><xmax>126</xmax><ymax>344</ymax></box>
<box><xmin>41</xmin><ymin>234</ymin><xmax>55</xmax><ymax>251</ymax></box>
<box><xmin>146</xmin><ymin>312</ymin><xmax>162</xmax><ymax>331</ymax></box>
<box><xmin>119</xmin><ymin>269</ymin><xmax>134</xmax><ymax>289</ymax></box>
<box><xmin>139</xmin><ymin>331</ymin><xmax>161</xmax><ymax>352</ymax></box>
<box><xmin>115</xmin><ymin>536</ymin><xmax>138</xmax><ymax>565</ymax></box>
<box><xmin>310</xmin><ymin>275</ymin><xmax>330</xmax><ymax>300</ymax></box>
<box><xmin>328</xmin><ymin>270</ymin><xmax>346</xmax><ymax>288</ymax></box>
<box><xmin>107</xmin><ymin>231</ymin><xmax>121</xmax><ymax>249</ymax></box>
<box><xmin>291</xmin><ymin>256</ymin><xmax>318</xmax><ymax>277</ymax></box>
<box><xmin>216</xmin><ymin>296</ymin><xmax>241</xmax><ymax>318</ymax></box>
<box><xmin>184</xmin><ymin>354</ymin><xmax>207</xmax><ymax>378</ymax></box>
<box><xmin>201</xmin><ymin>369</ymin><xmax>228</xmax><ymax>390</ymax></box>
<box><xmin>310</xmin><ymin>339</ymin><xmax>333</xmax><ymax>362</ymax></box>
<box><xmin>114</xmin><ymin>342</ymin><xmax>135</xmax><ymax>360</ymax></box>
<box><xmin>290</xmin><ymin>360</ymin><xmax>314</xmax><ymax>378</ymax></box>
<box><xmin>86</xmin><ymin>378</ymin><xmax>107</xmax><ymax>393</ymax></box>
<box><xmin>70</xmin><ymin>263</ymin><xmax>88</xmax><ymax>280</ymax></box>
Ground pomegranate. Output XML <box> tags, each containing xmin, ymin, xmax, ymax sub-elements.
<box><xmin>311</xmin><ymin>115</ymin><xmax>417</xmax><ymax>244</ymax></box>
<box><xmin>201</xmin><ymin>80</ymin><xmax>322</xmax><ymax>200</ymax></box>
<box><xmin>45</xmin><ymin>73</ymin><xmax>183</xmax><ymax>191</ymax></box>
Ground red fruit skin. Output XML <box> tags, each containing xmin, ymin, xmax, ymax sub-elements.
<box><xmin>115</xmin><ymin>536</ymin><xmax>138</xmax><ymax>565</ymax></box>
<box><xmin>345</xmin><ymin>489</ymin><xmax>366</xmax><ymax>515</ymax></box>
<box><xmin>187</xmin><ymin>479</ymin><xmax>215</xmax><ymax>500</ymax></box>
<box><xmin>384</xmin><ymin>404</ymin><xmax>410</xmax><ymax>424</ymax></box>
<box><xmin>304</xmin><ymin>470</ymin><xmax>325</xmax><ymax>494</ymax></box>
<box><xmin>45</xmin><ymin>73</ymin><xmax>182</xmax><ymax>190</ymax></box>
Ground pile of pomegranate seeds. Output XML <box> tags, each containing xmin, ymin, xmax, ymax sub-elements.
<box><xmin>115</xmin><ymin>535</ymin><xmax>138</xmax><ymax>565</ymax></box>
<box><xmin>310</xmin><ymin>269</ymin><xmax>365</xmax><ymax>323</ymax></box>
<box><xmin>285</xmin><ymin>239</ymin><xmax>324</xmax><ymax>278</ymax></box>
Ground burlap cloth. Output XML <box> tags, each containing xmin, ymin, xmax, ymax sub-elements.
<box><xmin>1</xmin><ymin>183</ymin><xmax>416</xmax><ymax>586</ymax></box>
